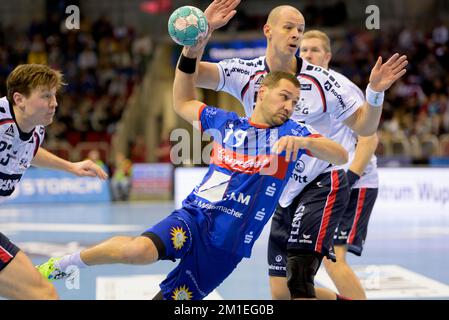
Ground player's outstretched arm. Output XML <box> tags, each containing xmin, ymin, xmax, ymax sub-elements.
<box><xmin>31</xmin><ymin>148</ymin><xmax>108</xmax><ymax>179</ymax></box>
<box><xmin>183</xmin><ymin>0</ymin><xmax>240</xmax><ymax>90</ymax></box>
<box><xmin>344</xmin><ymin>53</ymin><xmax>408</xmax><ymax>136</ymax></box>
<box><xmin>272</xmin><ymin>136</ymin><xmax>348</xmax><ymax>165</ymax></box>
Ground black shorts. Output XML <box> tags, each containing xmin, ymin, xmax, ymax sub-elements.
<box><xmin>268</xmin><ymin>170</ymin><xmax>349</xmax><ymax>277</ymax></box>
<box><xmin>333</xmin><ymin>188</ymin><xmax>378</xmax><ymax>256</ymax></box>
<box><xmin>0</xmin><ymin>232</ymin><xmax>20</xmax><ymax>272</ymax></box>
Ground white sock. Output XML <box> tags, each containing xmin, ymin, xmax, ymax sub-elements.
<box><xmin>56</xmin><ymin>252</ymin><xmax>88</xmax><ymax>271</ymax></box>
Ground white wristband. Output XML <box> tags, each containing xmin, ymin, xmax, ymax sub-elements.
<box><xmin>365</xmin><ymin>85</ymin><xmax>384</xmax><ymax>107</ymax></box>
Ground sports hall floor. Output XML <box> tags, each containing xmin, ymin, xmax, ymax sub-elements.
<box><xmin>2</xmin><ymin>201</ymin><xmax>449</xmax><ymax>300</ymax></box>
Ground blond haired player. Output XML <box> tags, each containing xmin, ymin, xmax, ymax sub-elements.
<box><xmin>0</xmin><ymin>64</ymin><xmax>107</xmax><ymax>299</ymax></box>
<box><xmin>293</xmin><ymin>30</ymin><xmax>379</xmax><ymax>299</ymax></box>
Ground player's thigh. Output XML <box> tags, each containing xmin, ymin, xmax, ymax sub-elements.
<box><xmin>142</xmin><ymin>211</ymin><xmax>194</xmax><ymax>261</ymax></box>
<box><xmin>287</xmin><ymin>171</ymin><xmax>349</xmax><ymax>260</ymax></box>
<box><xmin>161</xmin><ymin>245</ymin><xmax>242</xmax><ymax>300</ymax></box>
<box><xmin>0</xmin><ymin>251</ymin><xmax>57</xmax><ymax>300</ymax></box>
<box><xmin>268</xmin><ymin>204</ymin><xmax>292</xmax><ymax>278</ymax></box>
<box><xmin>339</xmin><ymin>188</ymin><xmax>378</xmax><ymax>256</ymax></box>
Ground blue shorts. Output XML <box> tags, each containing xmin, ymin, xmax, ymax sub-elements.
<box><xmin>334</xmin><ymin>188</ymin><xmax>378</xmax><ymax>256</ymax></box>
<box><xmin>268</xmin><ymin>170</ymin><xmax>349</xmax><ymax>277</ymax></box>
<box><xmin>142</xmin><ymin>208</ymin><xmax>243</xmax><ymax>300</ymax></box>
<box><xmin>0</xmin><ymin>233</ymin><xmax>20</xmax><ymax>272</ymax></box>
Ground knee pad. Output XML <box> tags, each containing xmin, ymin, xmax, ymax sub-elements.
<box><xmin>286</xmin><ymin>251</ymin><xmax>322</xmax><ymax>299</ymax></box>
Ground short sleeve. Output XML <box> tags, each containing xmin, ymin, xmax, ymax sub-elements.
<box><xmin>216</xmin><ymin>58</ymin><xmax>252</xmax><ymax>100</ymax></box>
<box><xmin>291</xmin><ymin>121</ymin><xmax>321</xmax><ymax>138</ymax></box>
<box><xmin>199</xmin><ymin>105</ymin><xmax>237</xmax><ymax>134</ymax></box>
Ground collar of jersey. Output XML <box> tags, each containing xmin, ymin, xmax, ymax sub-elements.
<box><xmin>248</xmin><ymin>118</ymin><xmax>270</xmax><ymax>129</ymax></box>
<box><xmin>263</xmin><ymin>55</ymin><xmax>303</xmax><ymax>77</ymax></box>
<box><xmin>7</xmin><ymin>98</ymin><xmax>35</xmax><ymax>141</ymax></box>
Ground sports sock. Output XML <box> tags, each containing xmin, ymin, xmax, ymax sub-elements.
<box><xmin>56</xmin><ymin>252</ymin><xmax>87</xmax><ymax>271</ymax></box>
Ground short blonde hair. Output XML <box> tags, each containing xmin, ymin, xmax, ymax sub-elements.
<box><xmin>302</xmin><ymin>30</ymin><xmax>331</xmax><ymax>53</ymax></box>
<box><xmin>7</xmin><ymin>64</ymin><xmax>64</xmax><ymax>102</ymax></box>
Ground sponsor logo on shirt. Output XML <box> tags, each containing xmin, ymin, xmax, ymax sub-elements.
<box><xmin>330</xmin><ymin>88</ymin><xmax>347</xmax><ymax>109</ymax></box>
<box><xmin>4</xmin><ymin>125</ymin><xmax>14</xmax><ymax>138</ymax></box>
<box><xmin>300</xmin><ymin>84</ymin><xmax>312</xmax><ymax>91</ymax></box>
<box><xmin>224</xmin><ymin>67</ymin><xmax>251</xmax><ymax>76</ymax></box>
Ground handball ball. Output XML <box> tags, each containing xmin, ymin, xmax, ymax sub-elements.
<box><xmin>168</xmin><ymin>6</ymin><xmax>209</xmax><ymax>47</ymax></box>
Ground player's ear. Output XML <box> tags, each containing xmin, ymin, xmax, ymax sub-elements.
<box><xmin>263</xmin><ymin>24</ymin><xmax>272</xmax><ymax>40</ymax></box>
<box><xmin>258</xmin><ymin>85</ymin><xmax>267</xmax><ymax>102</ymax></box>
<box><xmin>325</xmin><ymin>52</ymin><xmax>332</xmax><ymax>67</ymax></box>
<box><xmin>12</xmin><ymin>92</ymin><xmax>25</xmax><ymax>109</ymax></box>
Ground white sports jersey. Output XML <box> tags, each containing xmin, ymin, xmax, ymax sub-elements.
<box><xmin>216</xmin><ymin>56</ymin><xmax>364</xmax><ymax>207</ymax></box>
<box><xmin>329</xmin><ymin>70</ymin><xmax>378</xmax><ymax>189</ymax></box>
<box><xmin>0</xmin><ymin>97</ymin><xmax>45</xmax><ymax>198</ymax></box>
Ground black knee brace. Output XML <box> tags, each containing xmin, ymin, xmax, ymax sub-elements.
<box><xmin>286</xmin><ymin>251</ymin><xmax>322</xmax><ymax>299</ymax></box>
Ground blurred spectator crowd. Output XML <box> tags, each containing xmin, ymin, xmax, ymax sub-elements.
<box><xmin>0</xmin><ymin>13</ymin><xmax>153</xmax><ymax>167</ymax></box>
<box><xmin>328</xmin><ymin>23</ymin><xmax>449</xmax><ymax>160</ymax></box>
<box><xmin>0</xmin><ymin>7</ymin><xmax>448</xmax><ymax>166</ymax></box>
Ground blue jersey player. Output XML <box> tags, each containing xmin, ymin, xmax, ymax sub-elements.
<box><xmin>37</xmin><ymin>44</ymin><xmax>347</xmax><ymax>300</ymax></box>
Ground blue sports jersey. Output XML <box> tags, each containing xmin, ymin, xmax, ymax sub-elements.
<box><xmin>182</xmin><ymin>105</ymin><xmax>318</xmax><ymax>258</ymax></box>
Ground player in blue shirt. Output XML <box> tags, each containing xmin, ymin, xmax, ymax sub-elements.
<box><xmin>37</xmin><ymin>39</ymin><xmax>347</xmax><ymax>300</ymax></box>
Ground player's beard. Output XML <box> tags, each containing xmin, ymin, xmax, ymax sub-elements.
<box><xmin>275</xmin><ymin>113</ymin><xmax>289</xmax><ymax>125</ymax></box>
<box><xmin>268</xmin><ymin>112</ymin><xmax>287</xmax><ymax>126</ymax></box>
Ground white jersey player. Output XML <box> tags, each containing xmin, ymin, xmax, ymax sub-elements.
<box><xmin>0</xmin><ymin>97</ymin><xmax>45</xmax><ymax>199</ymax></box>
<box><xmin>0</xmin><ymin>64</ymin><xmax>108</xmax><ymax>300</ymax></box>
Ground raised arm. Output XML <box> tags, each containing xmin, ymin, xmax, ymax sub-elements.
<box><xmin>272</xmin><ymin>136</ymin><xmax>348</xmax><ymax>165</ymax></box>
<box><xmin>182</xmin><ymin>0</ymin><xmax>240</xmax><ymax>90</ymax></box>
<box><xmin>32</xmin><ymin>148</ymin><xmax>108</xmax><ymax>179</ymax></box>
<box><xmin>344</xmin><ymin>53</ymin><xmax>408</xmax><ymax>136</ymax></box>
<box><xmin>173</xmin><ymin>48</ymin><xmax>205</xmax><ymax>124</ymax></box>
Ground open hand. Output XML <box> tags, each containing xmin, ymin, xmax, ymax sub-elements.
<box><xmin>204</xmin><ymin>0</ymin><xmax>240</xmax><ymax>31</ymax></box>
<box><xmin>369</xmin><ymin>53</ymin><xmax>408</xmax><ymax>92</ymax></box>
